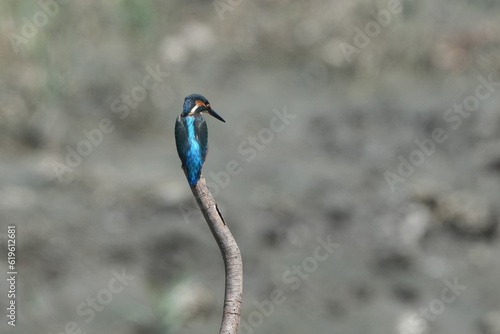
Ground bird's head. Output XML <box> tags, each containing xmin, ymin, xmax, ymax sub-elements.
<box><xmin>181</xmin><ymin>94</ymin><xmax>225</xmax><ymax>122</ymax></box>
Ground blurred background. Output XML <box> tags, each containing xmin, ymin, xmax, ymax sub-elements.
<box><xmin>1</xmin><ymin>1</ymin><xmax>500</xmax><ymax>333</ymax></box>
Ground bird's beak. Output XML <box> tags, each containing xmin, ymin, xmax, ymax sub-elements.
<box><xmin>207</xmin><ymin>108</ymin><xmax>226</xmax><ymax>123</ymax></box>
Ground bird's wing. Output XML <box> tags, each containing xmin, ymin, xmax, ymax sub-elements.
<box><xmin>175</xmin><ymin>115</ymin><xmax>189</xmax><ymax>166</ymax></box>
<box><xmin>195</xmin><ymin>116</ymin><xmax>209</xmax><ymax>161</ymax></box>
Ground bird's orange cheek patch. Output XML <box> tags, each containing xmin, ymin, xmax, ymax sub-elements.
<box><xmin>189</xmin><ymin>100</ymin><xmax>207</xmax><ymax>115</ymax></box>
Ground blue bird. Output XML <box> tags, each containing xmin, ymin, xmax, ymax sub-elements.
<box><xmin>175</xmin><ymin>94</ymin><xmax>225</xmax><ymax>185</ymax></box>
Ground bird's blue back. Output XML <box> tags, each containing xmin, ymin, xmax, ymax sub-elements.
<box><xmin>175</xmin><ymin>114</ymin><xmax>208</xmax><ymax>185</ymax></box>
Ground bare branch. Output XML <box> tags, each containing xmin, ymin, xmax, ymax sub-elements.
<box><xmin>188</xmin><ymin>174</ymin><xmax>243</xmax><ymax>334</ymax></box>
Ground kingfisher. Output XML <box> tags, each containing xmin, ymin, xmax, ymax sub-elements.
<box><xmin>175</xmin><ymin>94</ymin><xmax>226</xmax><ymax>186</ymax></box>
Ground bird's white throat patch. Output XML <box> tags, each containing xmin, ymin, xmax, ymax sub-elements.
<box><xmin>188</xmin><ymin>104</ymin><xmax>200</xmax><ymax>115</ymax></box>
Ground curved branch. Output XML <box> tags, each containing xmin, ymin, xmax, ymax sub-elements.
<box><xmin>188</xmin><ymin>174</ymin><xmax>243</xmax><ymax>334</ymax></box>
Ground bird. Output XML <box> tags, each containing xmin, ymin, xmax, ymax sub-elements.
<box><xmin>175</xmin><ymin>94</ymin><xmax>226</xmax><ymax>186</ymax></box>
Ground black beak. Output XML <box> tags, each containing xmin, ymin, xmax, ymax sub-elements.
<box><xmin>207</xmin><ymin>108</ymin><xmax>226</xmax><ymax>123</ymax></box>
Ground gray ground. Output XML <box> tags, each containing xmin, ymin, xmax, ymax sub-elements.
<box><xmin>1</xmin><ymin>1</ymin><xmax>500</xmax><ymax>334</ymax></box>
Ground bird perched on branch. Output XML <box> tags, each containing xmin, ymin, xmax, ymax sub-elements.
<box><xmin>175</xmin><ymin>94</ymin><xmax>226</xmax><ymax>186</ymax></box>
